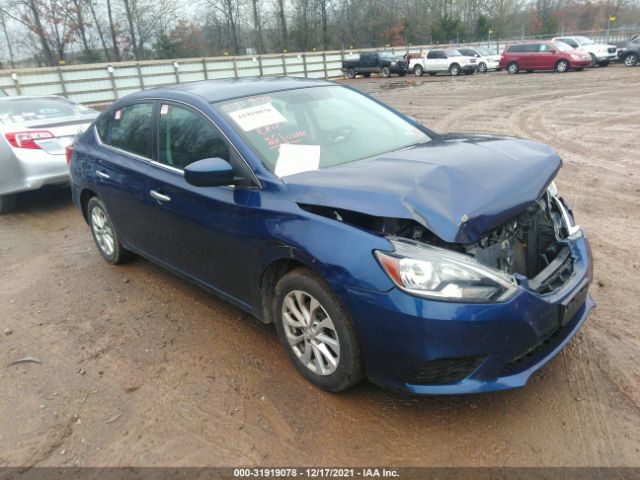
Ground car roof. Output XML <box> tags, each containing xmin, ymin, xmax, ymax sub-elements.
<box><xmin>128</xmin><ymin>77</ymin><xmax>334</xmax><ymax>103</ymax></box>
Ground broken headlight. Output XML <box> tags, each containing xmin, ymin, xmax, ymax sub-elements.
<box><xmin>375</xmin><ymin>238</ymin><xmax>518</xmax><ymax>303</ymax></box>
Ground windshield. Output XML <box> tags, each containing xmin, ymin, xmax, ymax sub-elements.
<box><xmin>476</xmin><ymin>47</ymin><xmax>492</xmax><ymax>56</ymax></box>
<box><xmin>379</xmin><ymin>52</ymin><xmax>396</xmax><ymax>60</ymax></box>
<box><xmin>0</xmin><ymin>97</ymin><xmax>94</xmax><ymax>125</ymax></box>
<box><xmin>576</xmin><ymin>36</ymin><xmax>594</xmax><ymax>45</ymax></box>
<box><xmin>446</xmin><ymin>49</ymin><xmax>462</xmax><ymax>56</ymax></box>
<box><xmin>215</xmin><ymin>86</ymin><xmax>429</xmax><ymax>177</ymax></box>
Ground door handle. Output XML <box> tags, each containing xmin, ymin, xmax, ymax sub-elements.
<box><xmin>96</xmin><ymin>170</ymin><xmax>110</xmax><ymax>180</ymax></box>
<box><xmin>150</xmin><ymin>189</ymin><xmax>171</xmax><ymax>203</ymax></box>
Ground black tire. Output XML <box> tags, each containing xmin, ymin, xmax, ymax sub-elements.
<box><xmin>273</xmin><ymin>268</ymin><xmax>364</xmax><ymax>392</ymax></box>
<box><xmin>0</xmin><ymin>194</ymin><xmax>16</xmax><ymax>214</ymax></box>
<box><xmin>414</xmin><ymin>64</ymin><xmax>423</xmax><ymax>77</ymax></box>
<box><xmin>624</xmin><ymin>53</ymin><xmax>638</xmax><ymax>67</ymax></box>
<box><xmin>507</xmin><ymin>62</ymin><xmax>519</xmax><ymax>74</ymax></box>
<box><xmin>449</xmin><ymin>63</ymin><xmax>461</xmax><ymax>76</ymax></box>
<box><xmin>87</xmin><ymin>197</ymin><xmax>131</xmax><ymax>265</ymax></box>
<box><xmin>381</xmin><ymin>66</ymin><xmax>391</xmax><ymax>78</ymax></box>
<box><xmin>363</xmin><ymin>72</ymin><xmax>371</xmax><ymax>78</ymax></box>
<box><xmin>555</xmin><ymin>59</ymin><xmax>569</xmax><ymax>73</ymax></box>
<box><xmin>589</xmin><ymin>53</ymin><xmax>597</xmax><ymax>67</ymax></box>
<box><xmin>346</xmin><ymin>68</ymin><xmax>356</xmax><ymax>79</ymax></box>
<box><xmin>478</xmin><ymin>62</ymin><xmax>487</xmax><ymax>73</ymax></box>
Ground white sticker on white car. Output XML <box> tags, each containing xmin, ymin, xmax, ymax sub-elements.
<box><xmin>228</xmin><ymin>103</ymin><xmax>286</xmax><ymax>132</ymax></box>
<box><xmin>275</xmin><ymin>144</ymin><xmax>320</xmax><ymax>177</ymax></box>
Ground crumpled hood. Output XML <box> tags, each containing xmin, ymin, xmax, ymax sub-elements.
<box><xmin>284</xmin><ymin>134</ymin><xmax>561</xmax><ymax>244</ymax></box>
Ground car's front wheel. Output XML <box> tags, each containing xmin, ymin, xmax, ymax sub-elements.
<box><xmin>0</xmin><ymin>194</ymin><xmax>16</xmax><ymax>214</ymax></box>
<box><xmin>624</xmin><ymin>53</ymin><xmax>638</xmax><ymax>67</ymax></box>
<box><xmin>381</xmin><ymin>66</ymin><xmax>391</xmax><ymax>78</ymax></box>
<box><xmin>346</xmin><ymin>68</ymin><xmax>356</xmax><ymax>79</ymax></box>
<box><xmin>273</xmin><ymin>268</ymin><xmax>364</xmax><ymax>392</ymax></box>
<box><xmin>507</xmin><ymin>62</ymin><xmax>519</xmax><ymax>74</ymax></box>
<box><xmin>449</xmin><ymin>63</ymin><xmax>461</xmax><ymax>76</ymax></box>
<box><xmin>87</xmin><ymin>197</ymin><xmax>131</xmax><ymax>264</ymax></box>
<box><xmin>478</xmin><ymin>62</ymin><xmax>487</xmax><ymax>73</ymax></box>
<box><xmin>414</xmin><ymin>64</ymin><xmax>423</xmax><ymax>77</ymax></box>
<box><xmin>556</xmin><ymin>59</ymin><xmax>569</xmax><ymax>73</ymax></box>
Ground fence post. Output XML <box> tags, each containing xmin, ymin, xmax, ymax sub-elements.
<box><xmin>232</xmin><ymin>57</ymin><xmax>238</xmax><ymax>78</ymax></box>
<box><xmin>11</xmin><ymin>71</ymin><xmax>20</xmax><ymax>95</ymax></box>
<box><xmin>107</xmin><ymin>65</ymin><xmax>117</xmax><ymax>101</ymax></box>
<box><xmin>282</xmin><ymin>54</ymin><xmax>287</xmax><ymax>76</ymax></box>
<box><xmin>302</xmin><ymin>53</ymin><xmax>308</xmax><ymax>78</ymax></box>
<box><xmin>57</xmin><ymin>67</ymin><xmax>67</xmax><ymax>98</ymax></box>
<box><xmin>257</xmin><ymin>56</ymin><xmax>263</xmax><ymax>76</ymax></box>
<box><xmin>136</xmin><ymin>62</ymin><xmax>144</xmax><ymax>89</ymax></box>
<box><xmin>173</xmin><ymin>61</ymin><xmax>180</xmax><ymax>83</ymax></box>
<box><xmin>202</xmin><ymin>58</ymin><xmax>208</xmax><ymax>80</ymax></box>
<box><xmin>322</xmin><ymin>52</ymin><xmax>327</xmax><ymax>79</ymax></box>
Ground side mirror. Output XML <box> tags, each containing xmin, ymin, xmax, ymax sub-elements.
<box><xmin>184</xmin><ymin>157</ymin><xmax>234</xmax><ymax>187</ymax></box>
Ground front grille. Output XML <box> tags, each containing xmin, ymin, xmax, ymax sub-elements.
<box><xmin>409</xmin><ymin>356</ymin><xmax>485</xmax><ymax>385</ymax></box>
<box><xmin>608</xmin><ymin>47</ymin><xmax>616</xmax><ymax>53</ymax></box>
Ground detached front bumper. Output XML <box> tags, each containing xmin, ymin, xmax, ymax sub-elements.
<box><xmin>344</xmin><ymin>235</ymin><xmax>594</xmax><ymax>395</ymax></box>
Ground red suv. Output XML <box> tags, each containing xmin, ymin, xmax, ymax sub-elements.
<box><xmin>499</xmin><ymin>41</ymin><xmax>592</xmax><ymax>73</ymax></box>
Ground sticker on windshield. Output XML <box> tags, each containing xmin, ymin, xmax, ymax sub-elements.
<box><xmin>275</xmin><ymin>144</ymin><xmax>320</xmax><ymax>177</ymax></box>
<box><xmin>228</xmin><ymin>102</ymin><xmax>286</xmax><ymax>132</ymax></box>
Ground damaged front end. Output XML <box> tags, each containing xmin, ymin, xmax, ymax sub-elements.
<box><xmin>300</xmin><ymin>181</ymin><xmax>582</xmax><ymax>300</ymax></box>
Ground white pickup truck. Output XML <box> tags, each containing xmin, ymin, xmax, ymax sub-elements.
<box><xmin>409</xmin><ymin>49</ymin><xmax>478</xmax><ymax>76</ymax></box>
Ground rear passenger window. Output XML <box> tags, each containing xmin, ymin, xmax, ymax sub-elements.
<box><xmin>158</xmin><ymin>104</ymin><xmax>229</xmax><ymax>170</ymax></box>
<box><xmin>110</xmin><ymin>103</ymin><xmax>153</xmax><ymax>158</ymax></box>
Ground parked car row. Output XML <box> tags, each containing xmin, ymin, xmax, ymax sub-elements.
<box><xmin>342</xmin><ymin>35</ymin><xmax>639</xmax><ymax>79</ymax></box>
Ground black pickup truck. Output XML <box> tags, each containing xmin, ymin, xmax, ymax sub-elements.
<box><xmin>342</xmin><ymin>52</ymin><xmax>408</xmax><ymax>78</ymax></box>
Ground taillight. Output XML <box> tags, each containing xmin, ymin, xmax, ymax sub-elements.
<box><xmin>65</xmin><ymin>144</ymin><xmax>74</xmax><ymax>166</ymax></box>
<box><xmin>5</xmin><ymin>130</ymin><xmax>54</xmax><ymax>149</ymax></box>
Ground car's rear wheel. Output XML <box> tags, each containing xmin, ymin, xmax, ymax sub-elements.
<box><xmin>346</xmin><ymin>68</ymin><xmax>356</xmax><ymax>79</ymax></box>
<box><xmin>624</xmin><ymin>53</ymin><xmax>638</xmax><ymax>67</ymax></box>
<box><xmin>273</xmin><ymin>268</ymin><xmax>364</xmax><ymax>392</ymax></box>
<box><xmin>507</xmin><ymin>62</ymin><xmax>519</xmax><ymax>74</ymax></box>
<box><xmin>478</xmin><ymin>62</ymin><xmax>487</xmax><ymax>73</ymax></box>
<box><xmin>555</xmin><ymin>59</ymin><xmax>569</xmax><ymax>73</ymax></box>
<box><xmin>589</xmin><ymin>53</ymin><xmax>597</xmax><ymax>67</ymax></box>
<box><xmin>449</xmin><ymin>63</ymin><xmax>461</xmax><ymax>76</ymax></box>
<box><xmin>381</xmin><ymin>66</ymin><xmax>391</xmax><ymax>78</ymax></box>
<box><xmin>414</xmin><ymin>64</ymin><xmax>423</xmax><ymax>77</ymax></box>
<box><xmin>0</xmin><ymin>194</ymin><xmax>16</xmax><ymax>214</ymax></box>
<box><xmin>88</xmin><ymin>197</ymin><xmax>131</xmax><ymax>265</ymax></box>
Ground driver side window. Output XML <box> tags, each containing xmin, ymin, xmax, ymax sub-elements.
<box><xmin>158</xmin><ymin>104</ymin><xmax>230</xmax><ymax>170</ymax></box>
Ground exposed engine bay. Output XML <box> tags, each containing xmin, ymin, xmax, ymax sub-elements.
<box><xmin>299</xmin><ymin>184</ymin><xmax>577</xmax><ymax>293</ymax></box>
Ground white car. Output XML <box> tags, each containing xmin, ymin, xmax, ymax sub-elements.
<box><xmin>410</xmin><ymin>49</ymin><xmax>478</xmax><ymax>76</ymax></box>
<box><xmin>552</xmin><ymin>36</ymin><xmax>617</xmax><ymax>66</ymax></box>
<box><xmin>0</xmin><ymin>96</ymin><xmax>97</xmax><ymax>213</ymax></box>
<box><xmin>457</xmin><ymin>47</ymin><xmax>502</xmax><ymax>72</ymax></box>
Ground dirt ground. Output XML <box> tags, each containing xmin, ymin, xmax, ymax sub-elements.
<box><xmin>1</xmin><ymin>65</ymin><xmax>639</xmax><ymax>469</ymax></box>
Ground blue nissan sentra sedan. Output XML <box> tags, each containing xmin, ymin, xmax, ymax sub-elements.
<box><xmin>69</xmin><ymin>77</ymin><xmax>594</xmax><ymax>395</ymax></box>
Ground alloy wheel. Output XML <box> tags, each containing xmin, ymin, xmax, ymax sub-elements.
<box><xmin>625</xmin><ymin>54</ymin><xmax>637</xmax><ymax>67</ymax></box>
<box><xmin>91</xmin><ymin>206</ymin><xmax>115</xmax><ymax>257</ymax></box>
<box><xmin>479</xmin><ymin>62</ymin><xmax>487</xmax><ymax>73</ymax></box>
<box><xmin>281</xmin><ymin>290</ymin><xmax>340</xmax><ymax>376</ymax></box>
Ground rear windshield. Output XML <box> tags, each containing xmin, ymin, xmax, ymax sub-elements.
<box><xmin>0</xmin><ymin>97</ymin><xmax>94</xmax><ymax>125</ymax></box>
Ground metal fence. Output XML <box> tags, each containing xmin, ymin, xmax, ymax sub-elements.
<box><xmin>0</xmin><ymin>26</ymin><xmax>636</xmax><ymax>106</ymax></box>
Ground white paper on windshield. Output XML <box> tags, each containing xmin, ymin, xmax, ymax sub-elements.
<box><xmin>228</xmin><ymin>103</ymin><xmax>286</xmax><ymax>132</ymax></box>
<box><xmin>275</xmin><ymin>144</ymin><xmax>320</xmax><ymax>177</ymax></box>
